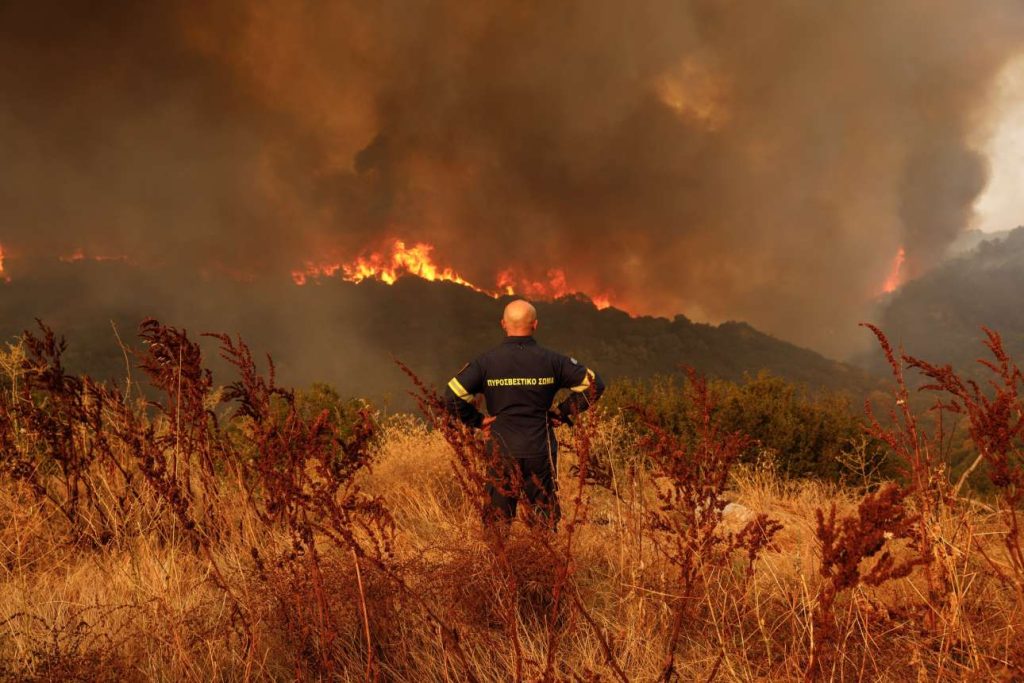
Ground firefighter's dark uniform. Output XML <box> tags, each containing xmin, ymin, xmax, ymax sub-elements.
<box><xmin>443</xmin><ymin>335</ymin><xmax>605</xmax><ymax>527</ymax></box>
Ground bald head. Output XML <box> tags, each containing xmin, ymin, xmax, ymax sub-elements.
<box><xmin>501</xmin><ymin>299</ymin><xmax>538</xmax><ymax>337</ymax></box>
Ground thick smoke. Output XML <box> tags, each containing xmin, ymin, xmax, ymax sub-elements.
<box><xmin>1</xmin><ymin>1</ymin><xmax>1022</xmax><ymax>358</ymax></box>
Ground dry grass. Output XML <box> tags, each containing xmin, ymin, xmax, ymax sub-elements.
<box><xmin>1</xmin><ymin>321</ymin><xmax>1023</xmax><ymax>681</ymax></box>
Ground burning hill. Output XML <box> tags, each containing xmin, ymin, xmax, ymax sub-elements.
<box><xmin>290</xmin><ymin>237</ymin><xmax>614</xmax><ymax>309</ymax></box>
<box><xmin>0</xmin><ymin>259</ymin><xmax>879</xmax><ymax>405</ymax></box>
<box><xmin>2</xmin><ymin>2</ymin><xmax>1023</xmax><ymax>361</ymax></box>
<box><xmin>864</xmin><ymin>226</ymin><xmax>1024</xmax><ymax>379</ymax></box>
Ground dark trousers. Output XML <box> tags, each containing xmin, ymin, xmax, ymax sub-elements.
<box><xmin>485</xmin><ymin>451</ymin><xmax>560</xmax><ymax>529</ymax></box>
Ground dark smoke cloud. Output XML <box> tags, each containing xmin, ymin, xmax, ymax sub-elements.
<box><xmin>1</xmin><ymin>0</ymin><xmax>1022</xmax><ymax>358</ymax></box>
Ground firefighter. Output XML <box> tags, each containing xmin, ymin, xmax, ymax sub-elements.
<box><xmin>443</xmin><ymin>299</ymin><xmax>605</xmax><ymax>529</ymax></box>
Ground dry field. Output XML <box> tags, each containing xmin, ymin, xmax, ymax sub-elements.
<box><xmin>0</xmin><ymin>321</ymin><xmax>1022</xmax><ymax>681</ymax></box>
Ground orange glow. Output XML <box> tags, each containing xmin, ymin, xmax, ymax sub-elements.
<box><xmin>293</xmin><ymin>238</ymin><xmax>617</xmax><ymax>310</ymax></box>
<box><xmin>653</xmin><ymin>59</ymin><xmax>729</xmax><ymax>131</ymax></box>
<box><xmin>59</xmin><ymin>248</ymin><xmax>128</xmax><ymax>264</ymax></box>
<box><xmin>497</xmin><ymin>268</ymin><xmax>614</xmax><ymax>310</ymax></box>
<box><xmin>882</xmin><ymin>247</ymin><xmax>906</xmax><ymax>294</ymax></box>
<box><xmin>497</xmin><ymin>268</ymin><xmax>572</xmax><ymax>300</ymax></box>
<box><xmin>291</xmin><ymin>262</ymin><xmax>342</xmax><ymax>286</ymax></box>
<box><xmin>0</xmin><ymin>243</ymin><xmax>8</xmax><ymax>283</ymax></box>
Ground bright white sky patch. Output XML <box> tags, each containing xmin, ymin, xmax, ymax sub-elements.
<box><xmin>975</xmin><ymin>54</ymin><xmax>1024</xmax><ymax>234</ymax></box>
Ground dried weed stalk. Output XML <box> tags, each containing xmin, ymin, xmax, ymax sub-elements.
<box><xmin>900</xmin><ymin>328</ymin><xmax>1024</xmax><ymax>603</ymax></box>
<box><xmin>632</xmin><ymin>368</ymin><xmax>782</xmax><ymax>681</ymax></box>
<box><xmin>808</xmin><ymin>482</ymin><xmax>926</xmax><ymax>678</ymax></box>
<box><xmin>0</xmin><ymin>322</ymin><xmax>114</xmax><ymax>543</ymax></box>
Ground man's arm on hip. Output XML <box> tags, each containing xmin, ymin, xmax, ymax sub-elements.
<box><xmin>443</xmin><ymin>359</ymin><xmax>486</xmax><ymax>428</ymax></box>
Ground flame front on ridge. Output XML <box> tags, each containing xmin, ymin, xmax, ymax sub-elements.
<box><xmin>0</xmin><ymin>246</ymin><xmax>131</xmax><ymax>283</ymax></box>
<box><xmin>292</xmin><ymin>238</ymin><xmax>614</xmax><ymax>309</ymax></box>
<box><xmin>59</xmin><ymin>248</ymin><xmax>129</xmax><ymax>264</ymax></box>
<box><xmin>291</xmin><ymin>240</ymin><xmax>484</xmax><ymax>291</ymax></box>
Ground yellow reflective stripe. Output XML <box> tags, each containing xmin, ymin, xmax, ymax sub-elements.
<box><xmin>448</xmin><ymin>377</ymin><xmax>474</xmax><ymax>402</ymax></box>
<box><xmin>571</xmin><ymin>368</ymin><xmax>595</xmax><ymax>393</ymax></box>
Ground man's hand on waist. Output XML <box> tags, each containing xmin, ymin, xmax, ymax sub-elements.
<box><xmin>481</xmin><ymin>415</ymin><xmax>497</xmax><ymax>435</ymax></box>
<box><xmin>548</xmin><ymin>409</ymin><xmax>573</xmax><ymax>428</ymax></box>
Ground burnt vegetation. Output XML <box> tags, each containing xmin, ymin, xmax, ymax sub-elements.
<box><xmin>0</xmin><ymin>319</ymin><xmax>1023</xmax><ymax>680</ymax></box>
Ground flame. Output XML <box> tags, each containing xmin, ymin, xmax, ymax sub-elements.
<box><xmin>292</xmin><ymin>240</ymin><xmax>486</xmax><ymax>292</ymax></box>
<box><xmin>293</xmin><ymin>238</ymin><xmax>616</xmax><ymax>309</ymax></box>
<box><xmin>291</xmin><ymin>262</ymin><xmax>342</xmax><ymax>286</ymax></box>
<box><xmin>60</xmin><ymin>248</ymin><xmax>86</xmax><ymax>263</ymax></box>
<box><xmin>498</xmin><ymin>268</ymin><xmax>572</xmax><ymax>301</ymax></box>
<box><xmin>882</xmin><ymin>247</ymin><xmax>906</xmax><ymax>294</ymax></box>
<box><xmin>496</xmin><ymin>268</ymin><xmax>614</xmax><ymax>310</ymax></box>
<box><xmin>0</xmin><ymin>245</ymin><xmax>129</xmax><ymax>283</ymax></box>
<box><xmin>59</xmin><ymin>248</ymin><xmax>128</xmax><ymax>263</ymax></box>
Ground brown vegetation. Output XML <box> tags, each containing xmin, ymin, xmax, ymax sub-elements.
<box><xmin>0</xmin><ymin>320</ymin><xmax>1022</xmax><ymax>680</ymax></box>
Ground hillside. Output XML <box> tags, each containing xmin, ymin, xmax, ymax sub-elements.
<box><xmin>865</xmin><ymin>226</ymin><xmax>1024</xmax><ymax>378</ymax></box>
<box><xmin>1</xmin><ymin>333</ymin><xmax>1020</xmax><ymax>679</ymax></box>
<box><xmin>0</xmin><ymin>262</ymin><xmax>880</xmax><ymax>403</ymax></box>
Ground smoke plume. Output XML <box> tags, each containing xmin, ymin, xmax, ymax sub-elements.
<box><xmin>2</xmin><ymin>1</ymin><xmax>1022</xmax><ymax>358</ymax></box>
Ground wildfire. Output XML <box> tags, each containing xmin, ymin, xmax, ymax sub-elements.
<box><xmin>0</xmin><ymin>243</ymin><xmax>8</xmax><ymax>283</ymax></box>
<box><xmin>292</xmin><ymin>240</ymin><xmax>486</xmax><ymax>291</ymax></box>
<box><xmin>494</xmin><ymin>267</ymin><xmax>613</xmax><ymax>309</ymax></box>
<box><xmin>59</xmin><ymin>248</ymin><xmax>128</xmax><ymax>263</ymax></box>
<box><xmin>292</xmin><ymin>238</ymin><xmax>614</xmax><ymax>309</ymax></box>
<box><xmin>882</xmin><ymin>247</ymin><xmax>906</xmax><ymax>294</ymax></box>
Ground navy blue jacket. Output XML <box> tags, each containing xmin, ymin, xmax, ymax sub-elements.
<box><xmin>443</xmin><ymin>335</ymin><xmax>605</xmax><ymax>458</ymax></box>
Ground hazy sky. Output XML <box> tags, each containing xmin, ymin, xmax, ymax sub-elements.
<box><xmin>975</xmin><ymin>55</ymin><xmax>1024</xmax><ymax>234</ymax></box>
<box><xmin>2</xmin><ymin>1</ymin><xmax>1024</xmax><ymax>360</ymax></box>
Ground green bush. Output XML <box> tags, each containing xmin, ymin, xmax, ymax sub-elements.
<box><xmin>294</xmin><ymin>382</ymin><xmax>374</xmax><ymax>441</ymax></box>
<box><xmin>604</xmin><ymin>371</ymin><xmax>891</xmax><ymax>481</ymax></box>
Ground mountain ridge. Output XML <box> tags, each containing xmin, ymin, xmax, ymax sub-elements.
<box><xmin>0</xmin><ymin>262</ymin><xmax>882</xmax><ymax>404</ymax></box>
<box><xmin>864</xmin><ymin>226</ymin><xmax>1024</xmax><ymax>378</ymax></box>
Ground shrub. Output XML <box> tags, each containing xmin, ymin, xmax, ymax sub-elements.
<box><xmin>605</xmin><ymin>371</ymin><xmax>887</xmax><ymax>480</ymax></box>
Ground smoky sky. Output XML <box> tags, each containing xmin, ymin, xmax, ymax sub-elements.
<box><xmin>1</xmin><ymin>0</ymin><xmax>1022</xmax><ymax>359</ymax></box>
